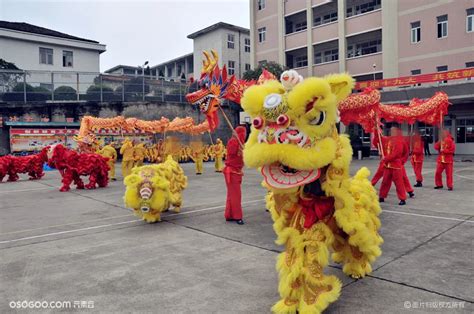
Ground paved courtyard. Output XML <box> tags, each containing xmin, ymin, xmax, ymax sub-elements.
<box><xmin>0</xmin><ymin>157</ymin><xmax>473</xmax><ymax>313</ymax></box>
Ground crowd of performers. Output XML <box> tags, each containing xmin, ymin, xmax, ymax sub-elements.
<box><xmin>371</xmin><ymin>126</ymin><xmax>456</xmax><ymax>205</ymax></box>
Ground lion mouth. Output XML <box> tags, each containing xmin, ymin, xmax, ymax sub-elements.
<box><xmin>192</xmin><ymin>95</ymin><xmax>212</xmax><ymax>113</ymax></box>
<box><xmin>261</xmin><ymin>163</ymin><xmax>321</xmax><ymax>189</ymax></box>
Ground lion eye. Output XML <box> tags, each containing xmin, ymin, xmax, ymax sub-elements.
<box><xmin>253</xmin><ymin>117</ymin><xmax>264</xmax><ymax>129</ymax></box>
<box><xmin>309</xmin><ymin>111</ymin><xmax>326</xmax><ymax>126</ymax></box>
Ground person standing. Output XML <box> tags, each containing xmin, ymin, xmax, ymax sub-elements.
<box><xmin>423</xmin><ymin>132</ymin><xmax>432</xmax><ymax>156</ymax></box>
<box><xmin>371</xmin><ymin>134</ymin><xmax>388</xmax><ymax>186</ymax></box>
<box><xmin>133</xmin><ymin>142</ymin><xmax>146</xmax><ymax>167</ymax></box>
<box><xmin>434</xmin><ymin>130</ymin><xmax>456</xmax><ymax>190</ymax></box>
<box><xmin>120</xmin><ymin>138</ymin><xmax>134</xmax><ymax>178</ymax></box>
<box><xmin>379</xmin><ymin>128</ymin><xmax>407</xmax><ymax>205</ymax></box>
<box><xmin>213</xmin><ymin>138</ymin><xmax>225</xmax><ymax>172</ymax></box>
<box><xmin>190</xmin><ymin>142</ymin><xmax>205</xmax><ymax>175</ymax></box>
<box><xmin>98</xmin><ymin>142</ymin><xmax>118</xmax><ymax>181</ymax></box>
<box><xmin>400</xmin><ymin>134</ymin><xmax>415</xmax><ymax>198</ymax></box>
<box><xmin>411</xmin><ymin>131</ymin><xmax>424</xmax><ymax>187</ymax></box>
<box><xmin>224</xmin><ymin>126</ymin><xmax>246</xmax><ymax>224</ymax></box>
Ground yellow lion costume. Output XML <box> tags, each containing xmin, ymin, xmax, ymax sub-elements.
<box><xmin>123</xmin><ymin>155</ymin><xmax>188</xmax><ymax>223</ymax></box>
<box><xmin>241</xmin><ymin>70</ymin><xmax>383</xmax><ymax>313</ymax></box>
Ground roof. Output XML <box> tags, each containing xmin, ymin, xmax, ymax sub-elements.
<box><xmin>151</xmin><ymin>53</ymin><xmax>193</xmax><ymax>69</ymax></box>
<box><xmin>0</xmin><ymin>21</ymin><xmax>99</xmax><ymax>44</ymax></box>
<box><xmin>104</xmin><ymin>65</ymin><xmax>140</xmax><ymax>73</ymax></box>
<box><xmin>187</xmin><ymin>22</ymin><xmax>249</xmax><ymax>39</ymax></box>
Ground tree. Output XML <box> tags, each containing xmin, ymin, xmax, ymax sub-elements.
<box><xmin>242</xmin><ymin>61</ymin><xmax>287</xmax><ymax>81</ymax></box>
<box><xmin>54</xmin><ymin>86</ymin><xmax>77</xmax><ymax>101</ymax></box>
<box><xmin>0</xmin><ymin>59</ymin><xmax>20</xmax><ymax>70</ymax></box>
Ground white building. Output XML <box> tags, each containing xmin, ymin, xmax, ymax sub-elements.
<box><xmin>0</xmin><ymin>21</ymin><xmax>106</xmax><ymax>92</ymax></box>
<box><xmin>188</xmin><ymin>22</ymin><xmax>251</xmax><ymax>79</ymax></box>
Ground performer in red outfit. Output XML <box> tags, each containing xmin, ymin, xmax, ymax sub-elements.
<box><xmin>371</xmin><ymin>134</ymin><xmax>388</xmax><ymax>186</ymax></box>
<box><xmin>434</xmin><ymin>129</ymin><xmax>456</xmax><ymax>190</ymax></box>
<box><xmin>400</xmin><ymin>134</ymin><xmax>415</xmax><ymax>198</ymax></box>
<box><xmin>379</xmin><ymin>127</ymin><xmax>407</xmax><ymax>205</ymax></box>
<box><xmin>411</xmin><ymin>132</ymin><xmax>424</xmax><ymax>187</ymax></box>
<box><xmin>223</xmin><ymin>126</ymin><xmax>246</xmax><ymax>225</ymax></box>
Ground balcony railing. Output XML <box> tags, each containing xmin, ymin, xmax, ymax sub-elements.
<box><xmin>0</xmin><ymin>69</ymin><xmax>194</xmax><ymax>104</ymax></box>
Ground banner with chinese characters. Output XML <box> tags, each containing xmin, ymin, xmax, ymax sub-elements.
<box><xmin>355</xmin><ymin>67</ymin><xmax>474</xmax><ymax>89</ymax></box>
<box><xmin>10</xmin><ymin>129</ymin><xmax>79</xmax><ymax>153</ymax></box>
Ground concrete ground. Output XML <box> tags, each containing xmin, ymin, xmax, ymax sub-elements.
<box><xmin>0</xmin><ymin>156</ymin><xmax>473</xmax><ymax>313</ymax></box>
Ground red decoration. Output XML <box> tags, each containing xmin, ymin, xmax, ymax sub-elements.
<box><xmin>355</xmin><ymin>67</ymin><xmax>474</xmax><ymax>89</ymax></box>
<box><xmin>0</xmin><ymin>146</ymin><xmax>49</xmax><ymax>182</ymax></box>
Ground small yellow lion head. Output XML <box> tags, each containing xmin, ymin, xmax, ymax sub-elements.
<box><xmin>241</xmin><ymin>71</ymin><xmax>354</xmax><ymax>190</ymax></box>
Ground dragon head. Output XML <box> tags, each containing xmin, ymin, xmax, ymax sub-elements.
<box><xmin>241</xmin><ymin>70</ymin><xmax>354</xmax><ymax>191</ymax></box>
<box><xmin>185</xmin><ymin>50</ymin><xmax>233</xmax><ymax>131</ymax></box>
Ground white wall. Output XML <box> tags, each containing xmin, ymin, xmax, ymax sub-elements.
<box><xmin>193</xmin><ymin>28</ymin><xmax>251</xmax><ymax>79</ymax></box>
<box><xmin>0</xmin><ymin>36</ymin><xmax>101</xmax><ymax>73</ymax></box>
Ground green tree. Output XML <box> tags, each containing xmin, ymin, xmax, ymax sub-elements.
<box><xmin>242</xmin><ymin>61</ymin><xmax>287</xmax><ymax>81</ymax></box>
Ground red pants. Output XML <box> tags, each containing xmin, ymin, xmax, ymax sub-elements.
<box><xmin>224</xmin><ymin>167</ymin><xmax>243</xmax><ymax>220</ymax></box>
<box><xmin>401</xmin><ymin>166</ymin><xmax>414</xmax><ymax>193</ymax></box>
<box><xmin>411</xmin><ymin>160</ymin><xmax>423</xmax><ymax>182</ymax></box>
<box><xmin>435</xmin><ymin>162</ymin><xmax>453</xmax><ymax>189</ymax></box>
<box><xmin>380</xmin><ymin>167</ymin><xmax>407</xmax><ymax>200</ymax></box>
<box><xmin>371</xmin><ymin>160</ymin><xmax>385</xmax><ymax>185</ymax></box>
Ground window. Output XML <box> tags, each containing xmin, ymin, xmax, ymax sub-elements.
<box><xmin>62</xmin><ymin>50</ymin><xmax>73</xmax><ymax>67</ymax></box>
<box><xmin>294</xmin><ymin>21</ymin><xmax>307</xmax><ymax>32</ymax></box>
<box><xmin>437</xmin><ymin>15</ymin><xmax>448</xmax><ymax>38</ymax></box>
<box><xmin>411</xmin><ymin>21</ymin><xmax>421</xmax><ymax>43</ymax></box>
<box><xmin>347</xmin><ymin>38</ymin><xmax>382</xmax><ymax>58</ymax></box>
<box><xmin>411</xmin><ymin>69</ymin><xmax>421</xmax><ymax>75</ymax></box>
<box><xmin>346</xmin><ymin>0</ymin><xmax>381</xmax><ymax>17</ymax></box>
<box><xmin>227</xmin><ymin>34</ymin><xmax>235</xmax><ymax>49</ymax></box>
<box><xmin>245</xmin><ymin>63</ymin><xmax>251</xmax><ymax>71</ymax></box>
<box><xmin>258</xmin><ymin>0</ymin><xmax>265</xmax><ymax>10</ymax></box>
<box><xmin>315</xmin><ymin>49</ymin><xmax>338</xmax><ymax>64</ymax></box>
<box><xmin>228</xmin><ymin>60</ymin><xmax>235</xmax><ymax>75</ymax></box>
<box><xmin>437</xmin><ymin>65</ymin><xmax>448</xmax><ymax>84</ymax></box>
<box><xmin>314</xmin><ymin>12</ymin><xmax>337</xmax><ymax>26</ymax></box>
<box><xmin>456</xmin><ymin>119</ymin><xmax>474</xmax><ymax>143</ymax></box>
<box><xmin>39</xmin><ymin>47</ymin><xmax>53</xmax><ymax>65</ymax></box>
<box><xmin>295</xmin><ymin>55</ymin><xmax>308</xmax><ymax>68</ymax></box>
<box><xmin>465</xmin><ymin>62</ymin><xmax>474</xmax><ymax>81</ymax></box>
<box><xmin>258</xmin><ymin>60</ymin><xmax>267</xmax><ymax>66</ymax></box>
<box><xmin>244</xmin><ymin>38</ymin><xmax>251</xmax><ymax>52</ymax></box>
<box><xmin>467</xmin><ymin>8</ymin><xmax>474</xmax><ymax>32</ymax></box>
<box><xmin>258</xmin><ymin>27</ymin><xmax>266</xmax><ymax>43</ymax></box>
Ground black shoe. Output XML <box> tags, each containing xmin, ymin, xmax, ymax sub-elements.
<box><xmin>379</xmin><ymin>197</ymin><xmax>384</xmax><ymax>202</ymax></box>
<box><xmin>111</xmin><ymin>178</ymin><xmax>117</xmax><ymax>181</ymax></box>
<box><xmin>414</xmin><ymin>181</ymin><xmax>422</xmax><ymax>187</ymax></box>
<box><xmin>434</xmin><ymin>186</ymin><xmax>443</xmax><ymax>189</ymax></box>
<box><xmin>399</xmin><ymin>200</ymin><xmax>406</xmax><ymax>206</ymax></box>
<box><xmin>448</xmin><ymin>187</ymin><xmax>453</xmax><ymax>191</ymax></box>
<box><xmin>236</xmin><ymin>219</ymin><xmax>244</xmax><ymax>225</ymax></box>
<box><xmin>196</xmin><ymin>173</ymin><xmax>202</xmax><ymax>175</ymax></box>
<box><xmin>408</xmin><ymin>192</ymin><xmax>415</xmax><ymax>198</ymax></box>
<box><xmin>226</xmin><ymin>218</ymin><xmax>234</xmax><ymax>222</ymax></box>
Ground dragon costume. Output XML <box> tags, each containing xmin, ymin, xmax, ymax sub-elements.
<box><xmin>124</xmin><ymin>155</ymin><xmax>188</xmax><ymax>223</ymax></box>
<box><xmin>241</xmin><ymin>70</ymin><xmax>383</xmax><ymax>313</ymax></box>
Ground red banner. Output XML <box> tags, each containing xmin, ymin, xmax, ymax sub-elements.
<box><xmin>355</xmin><ymin>67</ymin><xmax>474</xmax><ymax>89</ymax></box>
<box><xmin>10</xmin><ymin>128</ymin><xmax>79</xmax><ymax>135</ymax></box>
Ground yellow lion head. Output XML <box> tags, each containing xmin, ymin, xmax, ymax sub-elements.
<box><xmin>241</xmin><ymin>71</ymin><xmax>354</xmax><ymax>190</ymax></box>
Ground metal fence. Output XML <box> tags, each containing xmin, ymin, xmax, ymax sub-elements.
<box><xmin>0</xmin><ymin>69</ymin><xmax>194</xmax><ymax>103</ymax></box>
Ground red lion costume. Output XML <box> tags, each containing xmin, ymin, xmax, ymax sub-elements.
<box><xmin>48</xmin><ymin>144</ymin><xmax>109</xmax><ymax>192</ymax></box>
<box><xmin>0</xmin><ymin>147</ymin><xmax>49</xmax><ymax>182</ymax></box>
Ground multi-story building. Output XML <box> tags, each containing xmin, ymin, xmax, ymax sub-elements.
<box><xmin>250</xmin><ymin>0</ymin><xmax>474</xmax><ymax>154</ymax></box>
<box><xmin>250</xmin><ymin>0</ymin><xmax>473</xmax><ymax>80</ymax></box>
<box><xmin>0</xmin><ymin>21</ymin><xmax>106</xmax><ymax>92</ymax></box>
<box><xmin>188</xmin><ymin>22</ymin><xmax>251</xmax><ymax>79</ymax></box>
<box><xmin>0</xmin><ymin>21</ymin><xmax>106</xmax><ymax>73</ymax></box>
